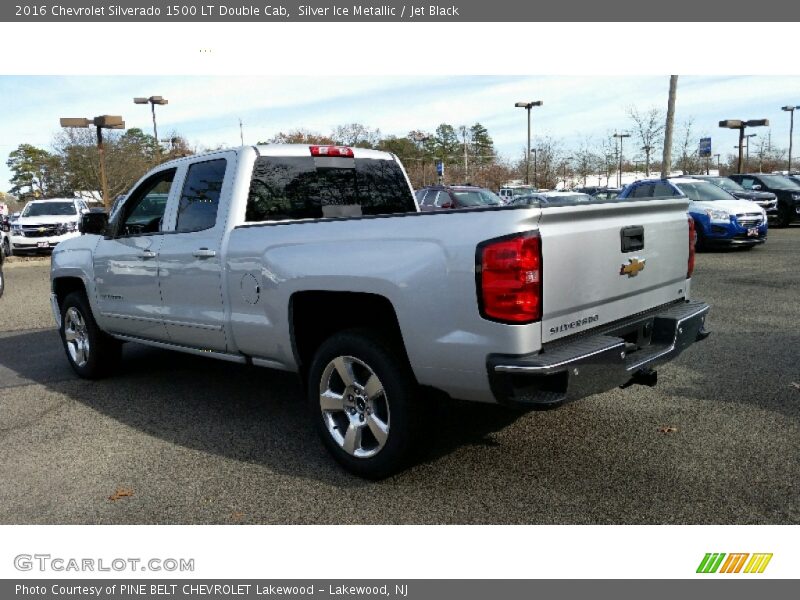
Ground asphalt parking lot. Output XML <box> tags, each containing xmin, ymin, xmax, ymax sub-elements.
<box><xmin>1</xmin><ymin>230</ymin><xmax>798</xmax><ymax>525</ymax></box>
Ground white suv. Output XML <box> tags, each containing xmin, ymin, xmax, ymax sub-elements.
<box><xmin>9</xmin><ymin>198</ymin><xmax>88</xmax><ymax>255</ymax></box>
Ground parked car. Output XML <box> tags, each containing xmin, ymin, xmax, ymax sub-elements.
<box><xmin>51</xmin><ymin>144</ymin><xmax>709</xmax><ymax>478</ymax></box>
<box><xmin>1</xmin><ymin>215</ymin><xmax>10</xmax><ymax>258</ymax></box>
<box><xmin>498</xmin><ymin>186</ymin><xmax>538</xmax><ymax>203</ymax></box>
<box><xmin>415</xmin><ymin>185</ymin><xmax>504</xmax><ymax>211</ymax></box>
<box><xmin>0</xmin><ymin>221</ymin><xmax>5</xmax><ymax>298</ymax></box>
<box><xmin>683</xmin><ymin>175</ymin><xmax>778</xmax><ymax>219</ymax></box>
<box><xmin>574</xmin><ymin>186</ymin><xmax>623</xmax><ymax>200</ymax></box>
<box><xmin>619</xmin><ymin>178</ymin><xmax>767</xmax><ymax>249</ymax></box>
<box><xmin>511</xmin><ymin>191</ymin><xmax>597</xmax><ymax>206</ymax></box>
<box><xmin>9</xmin><ymin>198</ymin><xmax>89</xmax><ymax>255</ymax></box>
<box><xmin>727</xmin><ymin>173</ymin><xmax>800</xmax><ymax>227</ymax></box>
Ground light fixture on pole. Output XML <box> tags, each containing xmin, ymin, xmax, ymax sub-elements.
<box><xmin>515</xmin><ymin>101</ymin><xmax>543</xmax><ymax>185</ymax></box>
<box><xmin>133</xmin><ymin>95</ymin><xmax>168</xmax><ymax>146</ymax></box>
<box><xmin>613</xmin><ymin>133</ymin><xmax>631</xmax><ymax>187</ymax></box>
<box><xmin>781</xmin><ymin>105</ymin><xmax>800</xmax><ymax>172</ymax></box>
<box><xmin>719</xmin><ymin>119</ymin><xmax>769</xmax><ymax>174</ymax></box>
<box><xmin>60</xmin><ymin>115</ymin><xmax>125</xmax><ymax>209</ymax></box>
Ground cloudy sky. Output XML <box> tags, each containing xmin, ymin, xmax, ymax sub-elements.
<box><xmin>2</xmin><ymin>75</ymin><xmax>800</xmax><ymax>193</ymax></box>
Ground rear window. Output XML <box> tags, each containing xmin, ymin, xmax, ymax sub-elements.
<box><xmin>246</xmin><ymin>156</ymin><xmax>415</xmax><ymax>222</ymax></box>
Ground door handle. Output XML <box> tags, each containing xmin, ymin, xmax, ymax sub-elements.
<box><xmin>139</xmin><ymin>250</ymin><xmax>157</xmax><ymax>259</ymax></box>
<box><xmin>193</xmin><ymin>248</ymin><xmax>217</xmax><ymax>258</ymax></box>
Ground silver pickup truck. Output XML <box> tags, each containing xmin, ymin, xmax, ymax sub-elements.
<box><xmin>50</xmin><ymin>144</ymin><xmax>709</xmax><ymax>478</ymax></box>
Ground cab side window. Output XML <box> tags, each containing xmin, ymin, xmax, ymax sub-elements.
<box><xmin>738</xmin><ymin>177</ymin><xmax>755</xmax><ymax>190</ymax></box>
<box><xmin>629</xmin><ymin>183</ymin><xmax>654</xmax><ymax>198</ymax></box>
<box><xmin>176</xmin><ymin>159</ymin><xmax>227</xmax><ymax>233</ymax></box>
<box><xmin>115</xmin><ymin>169</ymin><xmax>176</xmax><ymax>237</ymax></box>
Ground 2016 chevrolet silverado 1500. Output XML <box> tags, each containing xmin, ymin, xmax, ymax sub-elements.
<box><xmin>50</xmin><ymin>144</ymin><xmax>710</xmax><ymax>478</ymax></box>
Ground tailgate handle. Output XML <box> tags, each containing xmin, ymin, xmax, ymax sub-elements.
<box><xmin>621</xmin><ymin>226</ymin><xmax>644</xmax><ymax>252</ymax></box>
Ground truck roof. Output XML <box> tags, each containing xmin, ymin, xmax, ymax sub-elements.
<box><xmin>154</xmin><ymin>144</ymin><xmax>397</xmax><ymax>170</ymax></box>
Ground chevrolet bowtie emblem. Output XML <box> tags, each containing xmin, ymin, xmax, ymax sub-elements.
<box><xmin>620</xmin><ymin>257</ymin><xmax>646</xmax><ymax>277</ymax></box>
<box><xmin>38</xmin><ymin>227</ymin><xmax>46</xmax><ymax>233</ymax></box>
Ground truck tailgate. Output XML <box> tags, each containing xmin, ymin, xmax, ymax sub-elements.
<box><xmin>538</xmin><ymin>198</ymin><xmax>691</xmax><ymax>343</ymax></box>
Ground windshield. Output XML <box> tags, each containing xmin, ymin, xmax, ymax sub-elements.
<box><xmin>22</xmin><ymin>202</ymin><xmax>76</xmax><ymax>217</ymax></box>
<box><xmin>452</xmin><ymin>190</ymin><xmax>503</xmax><ymax>206</ymax></box>
<box><xmin>712</xmin><ymin>178</ymin><xmax>745</xmax><ymax>192</ymax></box>
<box><xmin>757</xmin><ymin>175</ymin><xmax>800</xmax><ymax>190</ymax></box>
<box><xmin>675</xmin><ymin>182</ymin><xmax>736</xmax><ymax>202</ymax></box>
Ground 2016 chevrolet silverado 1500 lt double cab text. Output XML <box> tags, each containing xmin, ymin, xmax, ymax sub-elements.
<box><xmin>50</xmin><ymin>144</ymin><xmax>710</xmax><ymax>478</ymax></box>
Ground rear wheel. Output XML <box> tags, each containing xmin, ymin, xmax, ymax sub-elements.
<box><xmin>59</xmin><ymin>291</ymin><xmax>121</xmax><ymax>379</ymax></box>
<box><xmin>307</xmin><ymin>329</ymin><xmax>423</xmax><ymax>479</ymax></box>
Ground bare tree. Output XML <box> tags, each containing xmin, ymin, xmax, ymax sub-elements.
<box><xmin>627</xmin><ymin>105</ymin><xmax>665</xmax><ymax>176</ymax></box>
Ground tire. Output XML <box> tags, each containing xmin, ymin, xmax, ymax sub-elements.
<box><xmin>4</xmin><ymin>239</ymin><xmax>11</xmax><ymax>257</ymax></box>
<box><xmin>59</xmin><ymin>290</ymin><xmax>121</xmax><ymax>379</ymax></box>
<box><xmin>307</xmin><ymin>329</ymin><xmax>423</xmax><ymax>479</ymax></box>
<box><xmin>0</xmin><ymin>266</ymin><xmax>4</xmax><ymax>299</ymax></box>
<box><xmin>775</xmin><ymin>205</ymin><xmax>792</xmax><ymax>228</ymax></box>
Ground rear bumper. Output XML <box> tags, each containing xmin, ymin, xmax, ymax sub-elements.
<box><xmin>488</xmin><ymin>300</ymin><xmax>710</xmax><ymax>407</ymax></box>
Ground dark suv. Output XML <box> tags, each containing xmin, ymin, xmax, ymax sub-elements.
<box><xmin>414</xmin><ymin>185</ymin><xmax>504</xmax><ymax>211</ymax></box>
<box><xmin>727</xmin><ymin>173</ymin><xmax>800</xmax><ymax>227</ymax></box>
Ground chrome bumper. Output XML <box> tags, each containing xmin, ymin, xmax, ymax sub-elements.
<box><xmin>489</xmin><ymin>300</ymin><xmax>710</xmax><ymax>407</ymax></box>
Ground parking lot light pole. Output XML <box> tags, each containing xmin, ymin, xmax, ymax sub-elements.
<box><xmin>530</xmin><ymin>147</ymin><xmax>538</xmax><ymax>188</ymax></box>
<box><xmin>134</xmin><ymin>96</ymin><xmax>168</xmax><ymax>149</ymax></box>
<box><xmin>60</xmin><ymin>115</ymin><xmax>125</xmax><ymax>210</ymax></box>
<box><xmin>719</xmin><ymin>119</ymin><xmax>769</xmax><ymax>174</ymax></box>
<box><xmin>782</xmin><ymin>105</ymin><xmax>800</xmax><ymax>172</ymax></box>
<box><xmin>515</xmin><ymin>101</ymin><xmax>543</xmax><ymax>185</ymax></box>
<box><xmin>613</xmin><ymin>133</ymin><xmax>630</xmax><ymax>187</ymax></box>
<box><xmin>744</xmin><ymin>134</ymin><xmax>757</xmax><ymax>171</ymax></box>
<box><xmin>713</xmin><ymin>153</ymin><xmax>721</xmax><ymax>173</ymax></box>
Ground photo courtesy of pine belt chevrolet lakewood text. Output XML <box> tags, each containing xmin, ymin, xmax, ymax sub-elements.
<box><xmin>49</xmin><ymin>144</ymin><xmax>710</xmax><ymax>478</ymax></box>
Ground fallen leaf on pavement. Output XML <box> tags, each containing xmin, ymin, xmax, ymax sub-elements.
<box><xmin>108</xmin><ymin>488</ymin><xmax>134</xmax><ymax>502</ymax></box>
<box><xmin>657</xmin><ymin>426</ymin><xmax>678</xmax><ymax>434</ymax></box>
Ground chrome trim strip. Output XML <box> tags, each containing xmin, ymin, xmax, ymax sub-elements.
<box><xmin>251</xmin><ymin>357</ymin><xmax>292</xmax><ymax>371</ymax></box>
<box><xmin>101</xmin><ymin>311</ymin><xmax>223</xmax><ymax>331</ymax></box>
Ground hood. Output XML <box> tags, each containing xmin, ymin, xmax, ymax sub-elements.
<box><xmin>690</xmin><ymin>199</ymin><xmax>765</xmax><ymax>215</ymax></box>
<box><xmin>16</xmin><ymin>214</ymin><xmax>79</xmax><ymax>226</ymax></box>
<box><xmin>731</xmin><ymin>190</ymin><xmax>776</xmax><ymax>201</ymax></box>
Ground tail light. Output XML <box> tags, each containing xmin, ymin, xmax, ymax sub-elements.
<box><xmin>310</xmin><ymin>145</ymin><xmax>354</xmax><ymax>158</ymax></box>
<box><xmin>477</xmin><ymin>233</ymin><xmax>542</xmax><ymax>324</ymax></box>
<box><xmin>687</xmin><ymin>217</ymin><xmax>696</xmax><ymax>278</ymax></box>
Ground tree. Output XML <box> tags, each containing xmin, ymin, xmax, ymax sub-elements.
<box><xmin>55</xmin><ymin>127</ymin><xmax>166</xmax><ymax>202</ymax></box>
<box><xmin>331</xmin><ymin>123</ymin><xmax>381</xmax><ymax>148</ymax></box>
<box><xmin>674</xmin><ymin>118</ymin><xmax>700</xmax><ymax>175</ymax></box>
<box><xmin>263</xmin><ymin>129</ymin><xmax>334</xmax><ymax>145</ymax></box>
<box><xmin>6</xmin><ymin>144</ymin><xmax>70</xmax><ymax>200</ymax></box>
<box><xmin>469</xmin><ymin>122</ymin><xmax>495</xmax><ymax>165</ymax></box>
<box><xmin>628</xmin><ymin>105</ymin><xmax>665</xmax><ymax>177</ymax></box>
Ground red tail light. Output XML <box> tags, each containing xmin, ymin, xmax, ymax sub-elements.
<box><xmin>477</xmin><ymin>233</ymin><xmax>542</xmax><ymax>324</ymax></box>
<box><xmin>688</xmin><ymin>217</ymin><xmax>696</xmax><ymax>278</ymax></box>
<box><xmin>309</xmin><ymin>145</ymin><xmax>354</xmax><ymax>158</ymax></box>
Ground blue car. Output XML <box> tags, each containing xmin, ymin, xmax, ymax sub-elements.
<box><xmin>618</xmin><ymin>178</ymin><xmax>768</xmax><ymax>249</ymax></box>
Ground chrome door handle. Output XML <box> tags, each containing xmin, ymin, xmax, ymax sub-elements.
<box><xmin>139</xmin><ymin>250</ymin><xmax>157</xmax><ymax>259</ymax></box>
<box><xmin>192</xmin><ymin>248</ymin><xmax>217</xmax><ymax>258</ymax></box>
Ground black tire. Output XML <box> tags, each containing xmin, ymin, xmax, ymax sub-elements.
<box><xmin>307</xmin><ymin>329</ymin><xmax>423</xmax><ymax>479</ymax></box>
<box><xmin>775</xmin><ymin>205</ymin><xmax>792</xmax><ymax>228</ymax></box>
<box><xmin>694</xmin><ymin>228</ymin><xmax>707</xmax><ymax>252</ymax></box>
<box><xmin>4</xmin><ymin>240</ymin><xmax>12</xmax><ymax>257</ymax></box>
<box><xmin>0</xmin><ymin>266</ymin><xmax>4</xmax><ymax>299</ymax></box>
<box><xmin>59</xmin><ymin>290</ymin><xmax>121</xmax><ymax>379</ymax></box>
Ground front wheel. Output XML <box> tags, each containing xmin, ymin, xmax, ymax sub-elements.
<box><xmin>307</xmin><ymin>329</ymin><xmax>423</xmax><ymax>479</ymax></box>
<box><xmin>59</xmin><ymin>291</ymin><xmax>121</xmax><ymax>379</ymax></box>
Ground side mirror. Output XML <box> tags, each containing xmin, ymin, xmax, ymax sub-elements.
<box><xmin>80</xmin><ymin>211</ymin><xmax>108</xmax><ymax>235</ymax></box>
<box><xmin>751</xmin><ymin>184</ymin><xmax>762</xmax><ymax>190</ymax></box>
<box><xmin>440</xmin><ymin>202</ymin><xmax>453</xmax><ymax>209</ymax></box>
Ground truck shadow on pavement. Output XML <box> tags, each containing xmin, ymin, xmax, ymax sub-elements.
<box><xmin>0</xmin><ymin>328</ymin><xmax>522</xmax><ymax>486</ymax></box>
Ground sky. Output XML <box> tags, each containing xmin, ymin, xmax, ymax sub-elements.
<box><xmin>2</xmin><ymin>75</ymin><xmax>800</xmax><ymax>194</ymax></box>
